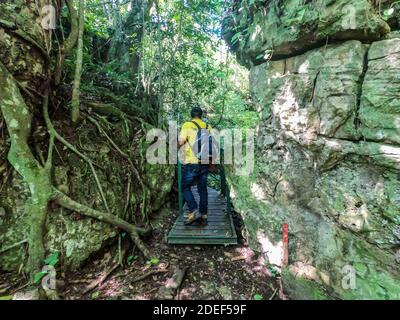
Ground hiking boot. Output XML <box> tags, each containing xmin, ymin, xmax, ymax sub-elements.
<box><xmin>199</xmin><ymin>214</ymin><xmax>208</xmax><ymax>226</ymax></box>
<box><xmin>184</xmin><ymin>210</ymin><xmax>202</xmax><ymax>225</ymax></box>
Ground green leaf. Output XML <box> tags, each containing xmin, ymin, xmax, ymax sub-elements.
<box><xmin>127</xmin><ymin>255</ymin><xmax>138</xmax><ymax>266</ymax></box>
<box><xmin>0</xmin><ymin>295</ymin><xmax>13</xmax><ymax>300</ymax></box>
<box><xmin>44</xmin><ymin>251</ymin><xmax>59</xmax><ymax>267</ymax></box>
<box><xmin>231</xmin><ymin>32</ymin><xmax>241</xmax><ymax>45</ymax></box>
<box><xmin>91</xmin><ymin>291</ymin><xmax>100</xmax><ymax>299</ymax></box>
<box><xmin>253</xmin><ymin>294</ymin><xmax>263</xmax><ymax>300</ymax></box>
<box><xmin>297</xmin><ymin>8</ymin><xmax>306</xmax><ymax>20</ymax></box>
<box><xmin>34</xmin><ymin>271</ymin><xmax>47</xmax><ymax>284</ymax></box>
<box><xmin>384</xmin><ymin>8</ymin><xmax>395</xmax><ymax>16</ymax></box>
<box><xmin>268</xmin><ymin>265</ymin><xmax>280</xmax><ymax>277</ymax></box>
<box><xmin>147</xmin><ymin>257</ymin><xmax>160</xmax><ymax>266</ymax></box>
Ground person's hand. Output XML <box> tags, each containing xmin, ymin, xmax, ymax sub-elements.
<box><xmin>208</xmin><ymin>164</ymin><xmax>218</xmax><ymax>173</ymax></box>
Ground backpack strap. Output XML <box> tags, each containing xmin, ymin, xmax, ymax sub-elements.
<box><xmin>191</xmin><ymin>120</ymin><xmax>202</xmax><ymax>130</ymax></box>
<box><xmin>191</xmin><ymin>121</ymin><xmax>209</xmax><ymax>131</ymax></box>
<box><xmin>191</xmin><ymin>121</ymin><xmax>202</xmax><ymax>163</ymax></box>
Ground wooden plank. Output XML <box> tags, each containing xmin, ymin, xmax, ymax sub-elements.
<box><xmin>171</xmin><ymin>228</ymin><xmax>232</xmax><ymax>235</ymax></box>
<box><xmin>167</xmin><ymin>186</ymin><xmax>237</xmax><ymax>245</ymax></box>
<box><xmin>176</xmin><ymin>216</ymin><xmax>229</xmax><ymax>221</ymax></box>
<box><xmin>169</xmin><ymin>231</ymin><xmax>233</xmax><ymax>237</ymax></box>
<box><xmin>174</xmin><ymin>220</ymin><xmax>229</xmax><ymax>226</ymax></box>
<box><xmin>168</xmin><ymin>232</ymin><xmax>234</xmax><ymax>238</ymax></box>
<box><xmin>173</xmin><ymin>225</ymin><xmax>231</xmax><ymax>230</ymax></box>
<box><xmin>167</xmin><ymin>237</ymin><xmax>238</xmax><ymax>245</ymax></box>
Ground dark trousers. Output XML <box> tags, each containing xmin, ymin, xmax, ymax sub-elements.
<box><xmin>182</xmin><ymin>164</ymin><xmax>208</xmax><ymax>214</ymax></box>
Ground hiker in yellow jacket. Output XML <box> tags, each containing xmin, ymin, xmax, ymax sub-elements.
<box><xmin>178</xmin><ymin>107</ymin><xmax>213</xmax><ymax>226</ymax></box>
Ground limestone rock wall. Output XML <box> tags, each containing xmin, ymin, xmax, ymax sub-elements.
<box><xmin>224</xmin><ymin>0</ymin><xmax>393</xmax><ymax>64</ymax></box>
<box><xmin>225</xmin><ymin>0</ymin><xmax>400</xmax><ymax>299</ymax></box>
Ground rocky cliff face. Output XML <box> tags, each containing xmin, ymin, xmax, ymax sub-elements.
<box><xmin>225</xmin><ymin>0</ymin><xmax>400</xmax><ymax>299</ymax></box>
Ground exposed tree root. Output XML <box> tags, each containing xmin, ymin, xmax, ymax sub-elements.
<box><xmin>43</xmin><ymin>98</ymin><xmax>110</xmax><ymax>212</ymax></box>
<box><xmin>83</xmin><ymin>263</ymin><xmax>120</xmax><ymax>294</ymax></box>
<box><xmin>43</xmin><ymin>288</ymin><xmax>61</xmax><ymax>300</ymax></box>
<box><xmin>86</xmin><ymin>115</ymin><xmax>148</xmax><ymax>219</ymax></box>
<box><xmin>1</xmin><ymin>60</ymin><xmax>152</xmax><ymax>290</ymax></box>
<box><xmin>52</xmin><ymin>189</ymin><xmax>151</xmax><ymax>258</ymax></box>
<box><xmin>87</xmin><ymin>115</ymin><xmax>145</xmax><ymax>187</ymax></box>
<box><xmin>131</xmin><ymin>269</ymin><xmax>169</xmax><ymax>283</ymax></box>
<box><xmin>158</xmin><ymin>267</ymin><xmax>187</xmax><ymax>300</ymax></box>
<box><xmin>86</xmin><ymin>101</ymin><xmax>145</xmax><ymax>124</ymax></box>
<box><xmin>0</xmin><ymin>240</ymin><xmax>28</xmax><ymax>255</ymax></box>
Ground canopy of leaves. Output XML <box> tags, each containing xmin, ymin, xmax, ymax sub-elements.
<box><xmin>63</xmin><ymin>0</ymin><xmax>256</xmax><ymax>128</ymax></box>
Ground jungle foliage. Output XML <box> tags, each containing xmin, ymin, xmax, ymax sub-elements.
<box><xmin>68</xmin><ymin>0</ymin><xmax>256</xmax><ymax>128</ymax></box>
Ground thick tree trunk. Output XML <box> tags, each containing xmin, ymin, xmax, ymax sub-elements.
<box><xmin>55</xmin><ymin>0</ymin><xmax>79</xmax><ymax>85</ymax></box>
<box><xmin>0</xmin><ymin>62</ymin><xmax>53</xmax><ymax>279</ymax></box>
<box><xmin>109</xmin><ymin>0</ymin><xmax>152</xmax><ymax>77</ymax></box>
<box><xmin>108</xmin><ymin>0</ymin><xmax>124</xmax><ymax>61</ymax></box>
<box><xmin>129</xmin><ymin>0</ymin><xmax>152</xmax><ymax>77</ymax></box>
<box><xmin>71</xmin><ymin>0</ymin><xmax>85</xmax><ymax>124</ymax></box>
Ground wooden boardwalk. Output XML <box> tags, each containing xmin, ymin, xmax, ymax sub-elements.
<box><xmin>167</xmin><ymin>187</ymin><xmax>238</xmax><ymax>245</ymax></box>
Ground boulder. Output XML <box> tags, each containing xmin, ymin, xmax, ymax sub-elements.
<box><xmin>225</xmin><ymin>0</ymin><xmax>390</xmax><ymax>65</ymax></box>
